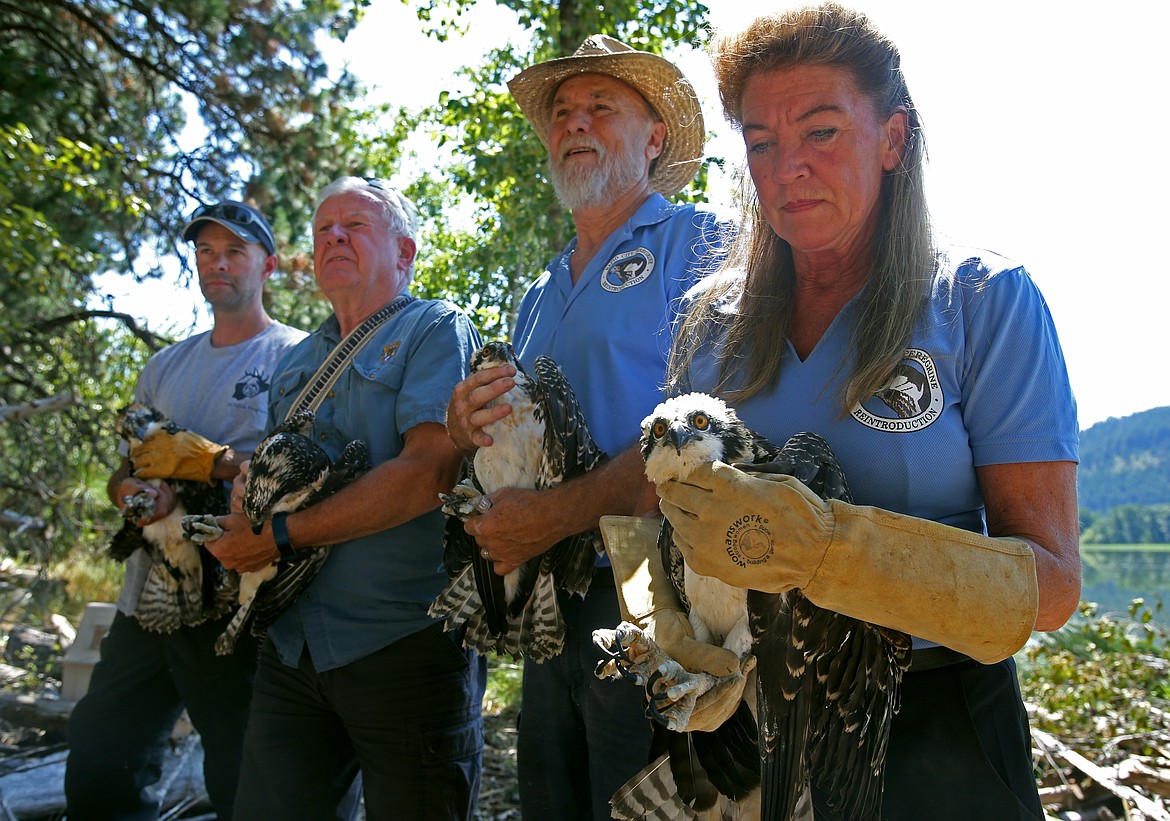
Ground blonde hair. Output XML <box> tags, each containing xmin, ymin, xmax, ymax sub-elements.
<box><xmin>670</xmin><ymin>2</ymin><xmax>936</xmax><ymax>411</ymax></box>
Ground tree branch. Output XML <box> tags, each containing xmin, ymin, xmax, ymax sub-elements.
<box><xmin>0</xmin><ymin>392</ymin><xmax>82</xmax><ymax>424</ymax></box>
<box><xmin>0</xmin><ymin>509</ymin><xmax>48</xmax><ymax>534</ymax></box>
<box><xmin>31</xmin><ymin>310</ymin><xmax>171</xmax><ymax>351</ymax></box>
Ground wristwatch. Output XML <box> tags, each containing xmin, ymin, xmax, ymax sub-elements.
<box><xmin>270</xmin><ymin>512</ymin><xmax>297</xmax><ymax>561</ymax></box>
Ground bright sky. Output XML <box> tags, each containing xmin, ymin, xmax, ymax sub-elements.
<box><xmin>99</xmin><ymin>0</ymin><xmax>1170</xmax><ymax>430</ymax></box>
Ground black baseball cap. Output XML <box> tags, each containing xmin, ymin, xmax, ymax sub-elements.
<box><xmin>181</xmin><ymin>201</ymin><xmax>276</xmax><ymax>255</ymax></box>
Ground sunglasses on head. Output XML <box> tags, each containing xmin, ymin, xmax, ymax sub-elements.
<box><xmin>190</xmin><ymin>202</ymin><xmax>264</xmax><ymax>227</ymax></box>
<box><xmin>362</xmin><ymin>177</ymin><xmax>394</xmax><ymax>192</ymax></box>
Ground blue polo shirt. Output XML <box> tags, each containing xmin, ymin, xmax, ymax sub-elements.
<box><xmin>680</xmin><ymin>247</ymin><xmax>1079</xmax><ymax>533</ymax></box>
<box><xmin>513</xmin><ymin>193</ymin><xmax>730</xmax><ymax>458</ymax></box>
<box><xmin>265</xmin><ymin>298</ymin><xmax>481</xmax><ymax>671</ymax></box>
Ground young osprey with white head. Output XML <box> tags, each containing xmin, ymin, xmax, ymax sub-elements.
<box><xmin>597</xmin><ymin>392</ymin><xmax>911</xmax><ymax>821</ymax></box>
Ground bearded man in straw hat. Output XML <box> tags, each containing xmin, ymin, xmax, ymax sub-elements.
<box><xmin>445</xmin><ymin>35</ymin><xmax>736</xmax><ymax>820</ymax></box>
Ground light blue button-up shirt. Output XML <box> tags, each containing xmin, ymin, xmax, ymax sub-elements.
<box><xmin>512</xmin><ymin>194</ymin><xmax>731</xmax><ymax>567</ymax></box>
<box><xmin>265</xmin><ymin>298</ymin><xmax>481</xmax><ymax>671</ymax></box>
<box><xmin>513</xmin><ymin>194</ymin><xmax>730</xmax><ymax>457</ymax></box>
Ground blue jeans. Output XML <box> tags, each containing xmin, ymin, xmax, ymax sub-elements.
<box><xmin>65</xmin><ymin>610</ymin><xmax>257</xmax><ymax>821</ymax></box>
<box><xmin>234</xmin><ymin>623</ymin><xmax>486</xmax><ymax>820</ymax></box>
<box><xmin>517</xmin><ymin>572</ymin><xmax>653</xmax><ymax>821</ymax></box>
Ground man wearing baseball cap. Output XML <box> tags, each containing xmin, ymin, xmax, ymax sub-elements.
<box><xmin>181</xmin><ymin>200</ymin><xmax>277</xmax><ymax>255</ymax></box>
<box><xmin>445</xmin><ymin>36</ymin><xmax>734</xmax><ymax>819</ymax></box>
<box><xmin>65</xmin><ymin>201</ymin><xmax>306</xmax><ymax>820</ymax></box>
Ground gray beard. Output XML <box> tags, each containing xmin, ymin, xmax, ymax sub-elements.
<box><xmin>549</xmin><ymin>141</ymin><xmax>647</xmax><ymax>211</ymax></box>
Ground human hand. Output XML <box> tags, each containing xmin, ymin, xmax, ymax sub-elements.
<box><xmin>445</xmin><ymin>365</ymin><xmax>517</xmax><ymax>453</ymax></box>
<box><xmin>202</xmin><ymin>512</ymin><xmax>280</xmax><ymax>573</ymax></box>
<box><xmin>131</xmin><ymin>429</ymin><xmax>227</xmax><ymax>484</ymax></box>
<box><xmin>657</xmin><ymin>461</ymin><xmax>834</xmax><ymax>593</ymax></box>
<box><xmin>229</xmin><ymin>461</ymin><xmax>250</xmax><ymax>515</ymax></box>
<box><xmin>594</xmin><ymin>618</ymin><xmax>754</xmax><ymax>733</ymax></box>
<box><xmin>462</xmin><ymin>487</ymin><xmax>568</xmax><ymax>574</ymax></box>
<box><xmin>598</xmin><ymin>515</ymin><xmax>744</xmax><ymax>732</ymax></box>
<box><xmin>682</xmin><ymin>654</ymin><xmax>755</xmax><ymax>732</ymax></box>
<box><xmin>601</xmin><ymin>516</ymin><xmax>740</xmax><ymax>678</ymax></box>
<box><xmin>116</xmin><ymin>478</ymin><xmax>177</xmax><ymax>526</ymax></box>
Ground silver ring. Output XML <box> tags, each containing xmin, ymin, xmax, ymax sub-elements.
<box><xmin>473</xmin><ymin>496</ymin><xmax>493</xmax><ymax>514</ymax></box>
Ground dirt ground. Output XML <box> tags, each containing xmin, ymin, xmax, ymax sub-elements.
<box><xmin>477</xmin><ymin>702</ymin><xmax>522</xmax><ymax>820</ymax></box>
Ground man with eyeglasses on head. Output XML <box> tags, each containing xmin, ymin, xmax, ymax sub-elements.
<box><xmin>65</xmin><ymin>201</ymin><xmax>307</xmax><ymax>820</ymax></box>
<box><xmin>204</xmin><ymin>177</ymin><xmax>486</xmax><ymax>820</ymax></box>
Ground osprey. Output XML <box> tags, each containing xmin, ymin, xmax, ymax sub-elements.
<box><xmin>110</xmin><ymin>404</ymin><xmax>235</xmax><ymax>633</ymax></box>
<box><xmin>183</xmin><ymin>410</ymin><xmax>369</xmax><ymax>654</ymax></box>
<box><xmin>595</xmin><ymin>392</ymin><xmax>912</xmax><ymax>821</ymax></box>
<box><xmin>429</xmin><ymin>340</ymin><xmax>606</xmax><ymax>661</ymax></box>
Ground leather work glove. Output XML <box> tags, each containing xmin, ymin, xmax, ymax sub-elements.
<box><xmin>657</xmin><ymin>462</ymin><xmax>1039</xmax><ymax>665</ymax></box>
<box><xmin>131</xmin><ymin>429</ymin><xmax>227</xmax><ymax>484</ymax></box>
<box><xmin>600</xmin><ymin>515</ymin><xmax>749</xmax><ymax>731</ymax></box>
<box><xmin>657</xmin><ymin>461</ymin><xmax>828</xmax><ymax>593</ymax></box>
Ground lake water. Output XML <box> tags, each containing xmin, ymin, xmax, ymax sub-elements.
<box><xmin>1079</xmin><ymin>545</ymin><xmax>1170</xmax><ymax>623</ymax></box>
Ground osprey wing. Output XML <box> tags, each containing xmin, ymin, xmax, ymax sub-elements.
<box><xmin>474</xmin><ymin>539</ymin><xmax>510</xmax><ymax>639</ymax></box>
<box><xmin>311</xmin><ymin>439</ymin><xmax>370</xmax><ymax>503</ymax></box>
<box><xmin>532</xmin><ymin>355</ymin><xmax>606</xmax><ymax>484</ymax></box>
<box><xmin>657</xmin><ymin>516</ymin><xmax>689</xmax><ymax>612</ymax></box>
<box><xmin>246</xmin><ymin>548</ymin><xmax>333</xmax><ymax>635</ymax></box>
<box><xmin>749</xmin><ymin>432</ymin><xmax>911</xmax><ymax>821</ymax></box>
<box><xmin>173</xmin><ymin>477</ymin><xmax>234</xmax><ymax>620</ymax></box>
<box><xmin>109</xmin><ymin>521</ymin><xmax>148</xmax><ymax>562</ymax></box>
<box><xmin>805</xmin><ymin>611</ymin><xmax>911</xmax><ymax>820</ymax></box>
<box><xmin>744</xmin><ymin>431</ymin><xmax>849</xmax><ymax>501</ymax></box>
<box><xmin>432</xmin><ymin>459</ymin><xmax>512</xmax><ymax>646</ymax></box>
<box><xmin>215</xmin><ymin>428</ymin><xmax>369</xmax><ymax>654</ymax></box>
<box><xmin>532</xmin><ymin>355</ymin><xmax>608</xmax><ymax>594</ymax></box>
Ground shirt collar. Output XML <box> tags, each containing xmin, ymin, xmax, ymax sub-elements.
<box><xmin>552</xmin><ymin>192</ymin><xmax>680</xmax><ymax>282</ymax></box>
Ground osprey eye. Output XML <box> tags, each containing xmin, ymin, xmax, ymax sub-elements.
<box><xmin>652</xmin><ymin>421</ymin><xmax>667</xmax><ymax>437</ymax></box>
<box><xmin>692</xmin><ymin>413</ymin><xmax>709</xmax><ymax>430</ymax></box>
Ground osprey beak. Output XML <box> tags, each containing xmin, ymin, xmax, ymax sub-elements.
<box><xmin>666</xmin><ymin>423</ymin><xmax>698</xmax><ymax>454</ymax></box>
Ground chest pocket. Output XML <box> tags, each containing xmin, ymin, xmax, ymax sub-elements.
<box><xmin>341</xmin><ymin>358</ymin><xmax>406</xmax><ymax>462</ymax></box>
<box><xmin>271</xmin><ymin>366</ymin><xmax>312</xmax><ymax>415</ymax></box>
<box><xmin>352</xmin><ymin>356</ymin><xmax>405</xmax><ymax>391</ymax></box>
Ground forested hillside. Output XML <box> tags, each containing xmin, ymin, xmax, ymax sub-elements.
<box><xmin>1078</xmin><ymin>406</ymin><xmax>1170</xmax><ymax>542</ymax></box>
<box><xmin>1079</xmin><ymin>406</ymin><xmax>1170</xmax><ymax>512</ymax></box>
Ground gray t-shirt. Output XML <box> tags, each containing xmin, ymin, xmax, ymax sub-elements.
<box><xmin>116</xmin><ymin>322</ymin><xmax>307</xmax><ymax>614</ymax></box>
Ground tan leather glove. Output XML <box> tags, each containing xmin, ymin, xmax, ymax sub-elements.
<box><xmin>131</xmin><ymin>430</ymin><xmax>227</xmax><ymax>484</ymax></box>
<box><xmin>601</xmin><ymin>515</ymin><xmax>748</xmax><ymax>731</ymax></box>
<box><xmin>657</xmin><ymin>462</ymin><xmax>1038</xmax><ymax>664</ymax></box>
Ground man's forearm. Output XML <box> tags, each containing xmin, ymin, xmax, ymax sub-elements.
<box><xmin>210</xmin><ymin>446</ymin><xmax>250</xmax><ymax>481</ymax></box>
<box><xmin>548</xmin><ymin>445</ymin><xmax>649</xmax><ymax>538</ymax></box>
<box><xmin>281</xmin><ymin>423</ymin><xmax>461</xmax><ymax>550</ymax></box>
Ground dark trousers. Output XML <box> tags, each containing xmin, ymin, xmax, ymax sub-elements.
<box><xmin>65</xmin><ymin>610</ymin><xmax>258</xmax><ymax>821</ymax></box>
<box><xmin>517</xmin><ymin>572</ymin><xmax>654</xmax><ymax>821</ymax></box>
<box><xmin>233</xmin><ymin>623</ymin><xmax>486</xmax><ymax>821</ymax></box>
<box><xmin>875</xmin><ymin>656</ymin><xmax>1043</xmax><ymax>821</ymax></box>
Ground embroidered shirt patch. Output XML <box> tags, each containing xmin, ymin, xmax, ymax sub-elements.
<box><xmin>601</xmin><ymin>248</ymin><xmax>655</xmax><ymax>292</ymax></box>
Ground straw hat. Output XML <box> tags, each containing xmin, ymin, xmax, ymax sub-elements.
<box><xmin>507</xmin><ymin>35</ymin><xmax>705</xmax><ymax>198</ymax></box>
